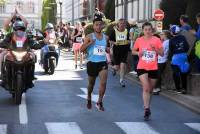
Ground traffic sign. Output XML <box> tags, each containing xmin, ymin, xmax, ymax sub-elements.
<box><xmin>154</xmin><ymin>9</ymin><xmax>165</xmax><ymax>21</ymax></box>
<box><xmin>156</xmin><ymin>21</ymin><xmax>163</xmax><ymax>32</ymax></box>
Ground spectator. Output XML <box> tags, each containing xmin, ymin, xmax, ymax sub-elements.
<box><xmin>153</xmin><ymin>30</ymin><xmax>171</xmax><ymax>95</ymax></box>
<box><xmin>169</xmin><ymin>25</ymin><xmax>190</xmax><ymax>94</ymax></box>
<box><xmin>180</xmin><ymin>15</ymin><xmax>192</xmax><ymax>31</ymax></box>
<box><xmin>129</xmin><ymin>19</ymin><xmax>140</xmax><ymax>72</ymax></box>
<box><xmin>192</xmin><ymin>13</ymin><xmax>200</xmax><ymax>72</ymax></box>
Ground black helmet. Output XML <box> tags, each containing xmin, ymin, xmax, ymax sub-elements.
<box><xmin>15</xmin><ymin>14</ymin><xmax>22</xmax><ymax>21</ymax></box>
<box><xmin>13</xmin><ymin>21</ymin><xmax>26</xmax><ymax>31</ymax></box>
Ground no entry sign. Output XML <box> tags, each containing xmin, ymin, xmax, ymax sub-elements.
<box><xmin>154</xmin><ymin>9</ymin><xmax>165</xmax><ymax>21</ymax></box>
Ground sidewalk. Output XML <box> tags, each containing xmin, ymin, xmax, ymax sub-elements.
<box><xmin>126</xmin><ymin>71</ymin><xmax>200</xmax><ymax>114</ymax></box>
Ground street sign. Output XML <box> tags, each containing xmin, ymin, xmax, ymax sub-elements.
<box><xmin>154</xmin><ymin>9</ymin><xmax>165</xmax><ymax>21</ymax></box>
<box><xmin>156</xmin><ymin>21</ymin><xmax>163</xmax><ymax>32</ymax></box>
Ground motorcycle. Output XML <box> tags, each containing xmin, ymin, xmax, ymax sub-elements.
<box><xmin>40</xmin><ymin>29</ymin><xmax>60</xmax><ymax>75</ymax></box>
<box><xmin>1</xmin><ymin>31</ymin><xmax>36</xmax><ymax>105</ymax></box>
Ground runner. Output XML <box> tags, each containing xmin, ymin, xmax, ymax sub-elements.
<box><xmin>71</xmin><ymin>22</ymin><xmax>83</xmax><ymax>69</ymax></box>
<box><xmin>132</xmin><ymin>22</ymin><xmax>164</xmax><ymax>121</ymax></box>
<box><xmin>109</xmin><ymin>18</ymin><xmax>130</xmax><ymax>87</ymax></box>
<box><xmin>80</xmin><ymin>17</ymin><xmax>110</xmax><ymax>111</ymax></box>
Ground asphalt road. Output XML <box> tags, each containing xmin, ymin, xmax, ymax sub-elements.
<box><xmin>0</xmin><ymin>50</ymin><xmax>199</xmax><ymax>134</ymax></box>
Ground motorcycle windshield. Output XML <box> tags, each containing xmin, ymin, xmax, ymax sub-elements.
<box><xmin>13</xmin><ymin>31</ymin><xmax>27</xmax><ymax>49</ymax></box>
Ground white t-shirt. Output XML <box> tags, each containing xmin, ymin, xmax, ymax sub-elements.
<box><xmin>158</xmin><ymin>40</ymin><xmax>169</xmax><ymax>63</ymax></box>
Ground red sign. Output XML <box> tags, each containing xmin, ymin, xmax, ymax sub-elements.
<box><xmin>154</xmin><ymin>9</ymin><xmax>165</xmax><ymax>21</ymax></box>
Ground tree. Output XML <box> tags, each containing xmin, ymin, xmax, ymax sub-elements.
<box><xmin>160</xmin><ymin>0</ymin><xmax>187</xmax><ymax>29</ymax></box>
<box><xmin>103</xmin><ymin>0</ymin><xmax>115</xmax><ymax>21</ymax></box>
<box><xmin>41</xmin><ymin>0</ymin><xmax>57</xmax><ymax>30</ymax></box>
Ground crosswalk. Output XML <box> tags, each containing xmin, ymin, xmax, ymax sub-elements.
<box><xmin>0</xmin><ymin>122</ymin><xmax>200</xmax><ymax>134</ymax></box>
<box><xmin>0</xmin><ymin>125</ymin><xmax>7</xmax><ymax>134</ymax></box>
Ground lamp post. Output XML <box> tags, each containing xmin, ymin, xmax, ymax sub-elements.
<box><xmin>59</xmin><ymin>0</ymin><xmax>63</xmax><ymax>25</ymax></box>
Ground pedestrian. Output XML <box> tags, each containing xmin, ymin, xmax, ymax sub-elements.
<box><xmin>80</xmin><ymin>17</ymin><xmax>110</xmax><ymax>111</ymax></box>
<box><xmin>109</xmin><ymin>18</ymin><xmax>130</xmax><ymax>87</ymax></box>
<box><xmin>191</xmin><ymin>13</ymin><xmax>200</xmax><ymax>72</ymax></box>
<box><xmin>169</xmin><ymin>25</ymin><xmax>190</xmax><ymax>94</ymax></box>
<box><xmin>180</xmin><ymin>15</ymin><xmax>192</xmax><ymax>32</ymax></box>
<box><xmin>153</xmin><ymin>30</ymin><xmax>171</xmax><ymax>95</ymax></box>
<box><xmin>132</xmin><ymin>22</ymin><xmax>164</xmax><ymax>121</ymax></box>
<box><xmin>129</xmin><ymin>19</ymin><xmax>140</xmax><ymax>72</ymax></box>
<box><xmin>71</xmin><ymin>22</ymin><xmax>83</xmax><ymax>69</ymax></box>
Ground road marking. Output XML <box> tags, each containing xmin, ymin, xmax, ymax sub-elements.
<box><xmin>0</xmin><ymin>125</ymin><xmax>7</xmax><ymax>134</ymax></box>
<box><xmin>45</xmin><ymin>122</ymin><xmax>83</xmax><ymax>134</ymax></box>
<box><xmin>115</xmin><ymin>122</ymin><xmax>160</xmax><ymax>134</ymax></box>
<box><xmin>185</xmin><ymin>123</ymin><xmax>200</xmax><ymax>132</ymax></box>
<box><xmin>19</xmin><ymin>94</ymin><xmax>28</xmax><ymax>124</ymax></box>
<box><xmin>77</xmin><ymin>88</ymin><xmax>100</xmax><ymax>103</ymax></box>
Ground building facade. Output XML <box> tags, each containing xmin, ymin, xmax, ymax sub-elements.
<box><xmin>0</xmin><ymin>0</ymin><xmax>42</xmax><ymax>29</ymax></box>
<box><xmin>115</xmin><ymin>0</ymin><xmax>161</xmax><ymax>22</ymax></box>
<box><xmin>63</xmin><ymin>0</ymin><xmax>107</xmax><ymax>25</ymax></box>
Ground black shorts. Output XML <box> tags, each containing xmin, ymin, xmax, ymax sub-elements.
<box><xmin>113</xmin><ymin>45</ymin><xmax>130</xmax><ymax>65</ymax></box>
<box><xmin>137</xmin><ymin>69</ymin><xmax>158</xmax><ymax>79</ymax></box>
<box><xmin>87</xmin><ymin>61</ymin><xmax>108</xmax><ymax>77</ymax></box>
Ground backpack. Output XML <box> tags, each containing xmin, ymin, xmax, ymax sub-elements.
<box><xmin>195</xmin><ymin>40</ymin><xmax>200</xmax><ymax>59</ymax></box>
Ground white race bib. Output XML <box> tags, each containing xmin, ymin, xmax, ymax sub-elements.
<box><xmin>116</xmin><ymin>34</ymin><xmax>126</xmax><ymax>41</ymax></box>
<box><xmin>142</xmin><ymin>50</ymin><xmax>156</xmax><ymax>62</ymax></box>
<box><xmin>16</xmin><ymin>41</ymin><xmax>23</xmax><ymax>48</ymax></box>
<box><xmin>93</xmin><ymin>45</ymin><xmax>106</xmax><ymax>56</ymax></box>
<box><xmin>76</xmin><ymin>37</ymin><xmax>82</xmax><ymax>43</ymax></box>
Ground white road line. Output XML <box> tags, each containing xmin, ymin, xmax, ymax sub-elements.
<box><xmin>115</xmin><ymin>122</ymin><xmax>160</xmax><ymax>134</ymax></box>
<box><xmin>77</xmin><ymin>88</ymin><xmax>100</xmax><ymax>103</ymax></box>
<box><xmin>19</xmin><ymin>93</ymin><xmax>28</xmax><ymax>124</ymax></box>
<box><xmin>0</xmin><ymin>125</ymin><xmax>7</xmax><ymax>134</ymax></box>
<box><xmin>45</xmin><ymin>122</ymin><xmax>83</xmax><ymax>134</ymax></box>
<box><xmin>185</xmin><ymin>123</ymin><xmax>200</xmax><ymax>132</ymax></box>
<box><xmin>80</xmin><ymin>88</ymin><xmax>88</xmax><ymax>95</ymax></box>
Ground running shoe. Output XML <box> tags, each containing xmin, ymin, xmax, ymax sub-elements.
<box><xmin>181</xmin><ymin>89</ymin><xmax>187</xmax><ymax>94</ymax></box>
<box><xmin>144</xmin><ymin>108</ymin><xmax>151</xmax><ymax>121</ymax></box>
<box><xmin>96</xmin><ymin>102</ymin><xmax>105</xmax><ymax>111</ymax></box>
<box><xmin>153</xmin><ymin>88</ymin><xmax>161</xmax><ymax>95</ymax></box>
<box><xmin>87</xmin><ymin>100</ymin><xmax>92</xmax><ymax>109</ymax></box>
<box><xmin>80</xmin><ymin>65</ymin><xmax>83</xmax><ymax>69</ymax></box>
<box><xmin>120</xmin><ymin>80</ymin><xmax>126</xmax><ymax>88</ymax></box>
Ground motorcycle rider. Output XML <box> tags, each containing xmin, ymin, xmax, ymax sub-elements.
<box><xmin>40</xmin><ymin>23</ymin><xmax>59</xmax><ymax>65</ymax></box>
<box><xmin>0</xmin><ymin>21</ymin><xmax>36</xmax><ymax>88</ymax></box>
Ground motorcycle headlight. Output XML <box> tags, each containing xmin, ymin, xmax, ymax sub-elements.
<box><xmin>12</xmin><ymin>51</ymin><xmax>27</xmax><ymax>61</ymax></box>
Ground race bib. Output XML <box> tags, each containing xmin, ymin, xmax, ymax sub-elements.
<box><xmin>16</xmin><ymin>41</ymin><xmax>23</xmax><ymax>48</ymax></box>
<box><xmin>142</xmin><ymin>50</ymin><xmax>156</xmax><ymax>62</ymax></box>
<box><xmin>76</xmin><ymin>37</ymin><xmax>82</xmax><ymax>43</ymax></box>
<box><xmin>93</xmin><ymin>45</ymin><xmax>106</xmax><ymax>56</ymax></box>
<box><xmin>116</xmin><ymin>34</ymin><xmax>126</xmax><ymax>41</ymax></box>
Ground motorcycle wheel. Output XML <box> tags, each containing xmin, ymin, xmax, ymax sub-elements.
<box><xmin>15</xmin><ymin>74</ymin><xmax>22</xmax><ymax>105</ymax></box>
<box><xmin>49</xmin><ymin>59</ymin><xmax>55</xmax><ymax>75</ymax></box>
